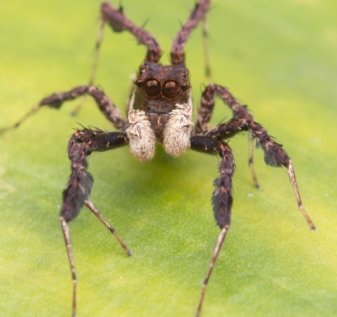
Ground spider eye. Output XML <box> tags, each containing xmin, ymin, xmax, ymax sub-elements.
<box><xmin>181</xmin><ymin>82</ymin><xmax>190</xmax><ymax>91</ymax></box>
<box><xmin>162</xmin><ymin>80</ymin><xmax>180</xmax><ymax>98</ymax></box>
<box><xmin>144</xmin><ymin>79</ymin><xmax>161</xmax><ymax>97</ymax></box>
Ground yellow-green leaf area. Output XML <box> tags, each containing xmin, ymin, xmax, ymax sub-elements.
<box><xmin>1</xmin><ymin>1</ymin><xmax>336</xmax><ymax>316</ymax></box>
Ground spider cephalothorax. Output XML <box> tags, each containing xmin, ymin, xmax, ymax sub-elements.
<box><xmin>135</xmin><ymin>62</ymin><xmax>191</xmax><ymax>103</ymax></box>
<box><xmin>127</xmin><ymin>62</ymin><xmax>193</xmax><ymax>160</ymax></box>
<box><xmin>0</xmin><ymin>1</ymin><xmax>315</xmax><ymax>317</ymax></box>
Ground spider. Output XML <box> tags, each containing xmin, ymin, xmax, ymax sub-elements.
<box><xmin>1</xmin><ymin>1</ymin><xmax>315</xmax><ymax>316</ymax></box>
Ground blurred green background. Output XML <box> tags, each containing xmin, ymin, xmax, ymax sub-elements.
<box><xmin>1</xmin><ymin>0</ymin><xmax>337</xmax><ymax>316</ymax></box>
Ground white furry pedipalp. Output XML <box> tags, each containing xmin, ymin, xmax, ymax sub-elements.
<box><xmin>126</xmin><ymin>110</ymin><xmax>156</xmax><ymax>161</ymax></box>
<box><xmin>163</xmin><ymin>100</ymin><xmax>193</xmax><ymax>157</ymax></box>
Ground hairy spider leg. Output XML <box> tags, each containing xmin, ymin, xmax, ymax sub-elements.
<box><xmin>194</xmin><ymin>83</ymin><xmax>260</xmax><ymax>187</ymax></box>
<box><xmin>1</xmin><ymin>0</ymin><xmax>162</xmax><ymax>130</ymax></box>
<box><xmin>73</xmin><ymin>2</ymin><xmax>162</xmax><ymax>116</ymax></box>
<box><xmin>60</xmin><ymin>129</ymin><xmax>130</xmax><ymax>317</ymax></box>
<box><xmin>171</xmin><ymin>0</ymin><xmax>211</xmax><ymax>65</ymax></box>
<box><xmin>197</xmin><ymin>84</ymin><xmax>315</xmax><ymax>230</ymax></box>
<box><xmin>0</xmin><ymin>85</ymin><xmax>127</xmax><ymax>134</ymax></box>
<box><xmin>101</xmin><ymin>2</ymin><xmax>162</xmax><ymax>63</ymax></box>
<box><xmin>190</xmin><ymin>136</ymin><xmax>234</xmax><ymax>317</ymax></box>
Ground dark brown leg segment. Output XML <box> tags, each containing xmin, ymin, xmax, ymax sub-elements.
<box><xmin>171</xmin><ymin>0</ymin><xmax>211</xmax><ymax>65</ymax></box>
<box><xmin>194</xmin><ymin>84</ymin><xmax>253</xmax><ymax>134</ymax></box>
<box><xmin>194</xmin><ymin>83</ymin><xmax>315</xmax><ymax>230</ymax></box>
<box><xmin>101</xmin><ymin>2</ymin><xmax>161</xmax><ymax>63</ymax></box>
<box><xmin>73</xmin><ymin>2</ymin><xmax>163</xmax><ymax>115</ymax></box>
<box><xmin>39</xmin><ymin>86</ymin><xmax>127</xmax><ymax>130</ymax></box>
<box><xmin>248</xmin><ymin>130</ymin><xmax>260</xmax><ymax>188</ymax></box>
<box><xmin>191</xmin><ymin>136</ymin><xmax>234</xmax><ymax>317</ymax></box>
<box><xmin>194</xmin><ymin>83</ymin><xmax>258</xmax><ymax>185</ymax></box>
<box><xmin>0</xmin><ymin>86</ymin><xmax>127</xmax><ymax>134</ymax></box>
<box><xmin>60</xmin><ymin>129</ymin><xmax>130</xmax><ymax>317</ymax></box>
<box><xmin>249</xmin><ymin>121</ymin><xmax>316</xmax><ymax>230</ymax></box>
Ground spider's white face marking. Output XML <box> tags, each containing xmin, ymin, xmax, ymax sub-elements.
<box><xmin>163</xmin><ymin>96</ymin><xmax>193</xmax><ymax>157</ymax></box>
<box><xmin>126</xmin><ymin>109</ymin><xmax>156</xmax><ymax>161</ymax></box>
<box><xmin>126</xmin><ymin>90</ymin><xmax>193</xmax><ymax>160</ymax></box>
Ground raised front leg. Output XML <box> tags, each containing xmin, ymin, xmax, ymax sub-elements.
<box><xmin>171</xmin><ymin>0</ymin><xmax>211</xmax><ymax>65</ymax></box>
<box><xmin>191</xmin><ymin>135</ymin><xmax>234</xmax><ymax>317</ymax></box>
<box><xmin>60</xmin><ymin>129</ymin><xmax>130</xmax><ymax>317</ymax></box>
<box><xmin>0</xmin><ymin>85</ymin><xmax>127</xmax><ymax>134</ymax></box>
<box><xmin>101</xmin><ymin>2</ymin><xmax>161</xmax><ymax>63</ymax></box>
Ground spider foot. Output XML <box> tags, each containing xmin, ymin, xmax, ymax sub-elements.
<box><xmin>85</xmin><ymin>200</ymin><xmax>132</xmax><ymax>256</ymax></box>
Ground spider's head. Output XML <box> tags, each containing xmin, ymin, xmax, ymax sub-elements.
<box><xmin>128</xmin><ymin>62</ymin><xmax>193</xmax><ymax>159</ymax></box>
<box><xmin>134</xmin><ymin>62</ymin><xmax>191</xmax><ymax>110</ymax></box>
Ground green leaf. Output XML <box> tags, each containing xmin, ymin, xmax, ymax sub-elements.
<box><xmin>1</xmin><ymin>1</ymin><xmax>337</xmax><ymax>316</ymax></box>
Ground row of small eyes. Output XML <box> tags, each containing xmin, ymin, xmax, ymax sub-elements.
<box><xmin>140</xmin><ymin>79</ymin><xmax>188</xmax><ymax>98</ymax></box>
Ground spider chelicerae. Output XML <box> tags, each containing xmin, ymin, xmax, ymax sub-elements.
<box><xmin>1</xmin><ymin>1</ymin><xmax>315</xmax><ymax>316</ymax></box>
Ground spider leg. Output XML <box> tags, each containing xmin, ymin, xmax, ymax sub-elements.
<box><xmin>202</xmin><ymin>16</ymin><xmax>211</xmax><ymax>79</ymax></box>
<box><xmin>100</xmin><ymin>2</ymin><xmax>161</xmax><ymax>63</ymax></box>
<box><xmin>249</xmin><ymin>121</ymin><xmax>316</xmax><ymax>230</ymax></box>
<box><xmin>60</xmin><ymin>128</ymin><xmax>130</xmax><ymax>317</ymax></box>
<box><xmin>0</xmin><ymin>86</ymin><xmax>127</xmax><ymax>134</ymax></box>
<box><xmin>171</xmin><ymin>0</ymin><xmax>211</xmax><ymax>65</ymax></box>
<box><xmin>191</xmin><ymin>135</ymin><xmax>234</xmax><ymax>317</ymax></box>
<box><xmin>196</xmin><ymin>83</ymin><xmax>315</xmax><ymax>230</ymax></box>
<box><xmin>248</xmin><ymin>130</ymin><xmax>260</xmax><ymax>188</ymax></box>
<box><xmin>71</xmin><ymin>19</ymin><xmax>106</xmax><ymax>116</ymax></box>
<box><xmin>84</xmin><ymin>200</ymin><xmax>132</xmax><ymax>256</ymax></box>
<box><xmin>194</xmin><ymin>84</ymin><xmax>259</xmax><ymax>186</ymax></box>
<box><xmin>89</xmin><ymin>18</ymin><xmax>105</xmax><ymax>87</ymax></box>
<box><xmin>194</xmin><ymin>84</ymin><xmax>253</xmax><ymax>134</ymax></box>
<box><xmin>74</xmin><ymin>2</ymin><xmax>163</xmax><ymax>116</ymax></box>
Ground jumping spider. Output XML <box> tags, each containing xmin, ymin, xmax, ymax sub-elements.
<box><xmin>1</xmin><ymin>1</ymin><xmax>315</xmax><ymax>316</ymax></box>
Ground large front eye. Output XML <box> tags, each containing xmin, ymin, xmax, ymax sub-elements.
<box><xmin>162</xmin><ymin>80</ymin><xmax>180</xmax><ymax>98</ymax></box>
<box><xmin>144</xmin><ymin>79</ymin><xmax>161</xmax><ymax>97</ymax></box>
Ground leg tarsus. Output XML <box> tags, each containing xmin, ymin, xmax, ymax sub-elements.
<box><xmin>0</xmin><ymin>104</ymin><xmax>40</xmax><ymax>135</ymax></box>
<box><xmin>84</xmin><ymin>200</ymin><xmax>132</xmax><ymax>256</ymax></box>
<box><xmin>195</xmin><ymin>226</ymin><xmax>229</xmax><ymax>317</ymax></box>
<box><xmin>201</xmin><ymin>17</ymin><xmax>211</xmax><ymax>80</ymax></box>
<box><xmin>71</xmin><ymin>18</ymin><xmax>106</xmax><ymax>117</ymax></box>
<box><xmin>286</xmin><ymin>161</ymin><xmax>316</xmax><ymax>230</ymax></box>
<box><xmin>60</xmin><ymin>216</ymin><xmax>77</xmax><ymax>317</ymax></box>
